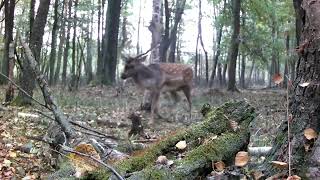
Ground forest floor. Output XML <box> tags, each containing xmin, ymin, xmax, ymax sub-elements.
<box><xmin>0</xmin><ymin>85</ymin><xmax>287</xmax><ymax>179</ymax></box>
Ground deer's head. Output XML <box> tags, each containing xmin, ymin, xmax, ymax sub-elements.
<box><xmin>121</xmin><ymin>55</ymin><xmax>147</xmax><ymax>79</ymax></box>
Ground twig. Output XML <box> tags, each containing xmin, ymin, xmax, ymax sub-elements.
<box><xmin>0</xmin><ymin>71</ymin><xmax>47</xmax><ymax>108</ymax></box>
<box><xmin>60</xmin><ymin>145</ymin><xmax>125</xmax><ymax>180</ymax></box>
<box><xmin>34</xmin><ymin>110</ymin><xmax>118</xmax><ymax>140</ymax></box>
<box><xmin>285</xmin><ymin>74</ymin><xmax>291</xmax><ymax>176</ymax></box>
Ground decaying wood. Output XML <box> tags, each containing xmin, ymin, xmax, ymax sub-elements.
<box><xmin>19</xmin><ymin>36</ymin><xmax>74</xmax><ymax>138</ymax></box>
<box><xmin>86</xmin><ymin>101</ymin><xmax>256</xmax><ymax>180</ymax></box>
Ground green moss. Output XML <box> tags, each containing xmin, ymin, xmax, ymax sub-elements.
<box><xmin>84</xmin><ymin>101</ymin><xmax>256</xmax><ymax>180</ymax></box>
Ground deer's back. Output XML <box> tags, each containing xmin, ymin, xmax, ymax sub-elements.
<box><xmin>158</xmin><ymin>63</ymin><xmax>193</xmax><ymax>83</ymax></box>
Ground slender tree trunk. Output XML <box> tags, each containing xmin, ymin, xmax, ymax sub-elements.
<box><xmin>29</xmin><ymin>0</ymin><xmax>35</xmax><ymax>40</ymax></box>
<box><xmin>197</xmin><ymin>0</ymin><xmax>209</xmax><ymax>84</ymax></box>
<box><xmin>16</xmin><ymin>0</ymin><xmax>50</xmax><ymax>105</ymax></box>
<box><xmin>102</xmin><ymin>0</ymin><xmax>122</xmax><ymax>85</ymax></box>
<box><xmin>222</xmin><ymin>62</ymin><xmax>227</xmax><ymax>86</ymax></box>
<box><xmin>136</xmin><ymin>0</ymin><xmax>142</xmax><ymax>54</ymax></box>
<box><xmin>86</xmin><ymin>0</ymin><xmax>94</xmax><ymax>84</ymax></box>
<box><xmin>217</xmin><ymin>63</ymin><xmax>223</xmax><ymax>87</ymax></box>
<box><xmin>283</xmin><ymin>32</ymin><xmax>290</xmax><ymax>87</ymax></box>
<box><xmin>149</xmin><ymin>0</ymin><xmax>162</xmax><ymax>62</ymax></box>
<box><xmin>227</xmin><ymin>0</ymin><xmax>241</xmax><ymax>92</ymax></box>
<box><xmin>62</xmin><ymin>0</ymin><xmax>72</xmax><ymax>86</ymax></box>
<box><xmin>48</xmin><ymin>0</ymin><xmax>60</xmax><ymax>85</ymax></box>
<box><xmin>96</xmin><ymin>0</ymin><xmax>103</xmax><ymax>81</ymax></box>
<box><xmin>71</xmin><ymin>0</ymin><xmax>78</xmax><ymax>77</ymax></box>
<box><xmin>247</xmin><ymin>59</ymin><xmax>255</xmax><ymax>87</ymax></box>
<box><xmin>209</xmin><ymin>25</ymin><xmax>223</xmax><ymax>87</ymax></box>
<box><xmin>0</xmin><ymin>0</ymin><xmax>15</xmax><ymax>85</ymax></box>
<box><xmin>240</xmin><ymin>54</ymin><xmax>246</xmax><ymax>88</ymax></box>
<box><xmin>54</xmin><ymin>0</ymin><xmax>66</xmax><ymax>84</ymax></box>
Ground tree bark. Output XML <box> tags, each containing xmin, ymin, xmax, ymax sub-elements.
<box><xmin>149</xmin><ymin>0</ymin><xmax>162</xmax><ymax>62</ymax></box>
<box><xmin>0</xmin><ymin>0</ymin><xmax>15</xmax><ymax>85</ymax></box>
<box><xmin>227</xmin><ymin>0</ymin><xmax>241</xmax><ymax>92</ymax></box>
<box><xmin>96</xmin><ymin>0</ymin><xmax>103</xmax><ymax>81</ymax></box>
<box><xmin>266</xmin><ymin>1</ymin><xmax>320</xmax><ymax>178</ymax></box>
<box><xmin>54</xmin><ymin>0</ymin><xmax>66</xmax><ymax>85</ymax></box>
<box><xmin>48</xmin><ymin>0</ymin><xmax>59</xmax><ymax>85</ymax></box>
<box><xmin>16</xmin><ymin>0</ymin><xmax>51</xmax><ymax>105</ymax></box>
<box><xmin>85</xmin><ymin>1</ymin><xmax>94</xmax><ymax>84</ymax></box>
<box><xmin>102</xmin><ymin>0</ymin><xmax>122</xmax><ymax>85</ymax></box>
<box><xmin>62</xmin><ymin>0</ymin><xmax>72</xmax><ymax>86</ymax></box>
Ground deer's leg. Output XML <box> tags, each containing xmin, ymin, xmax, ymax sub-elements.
<box><xmin>182</xmin><ymin>85</ymin><xmax>192</xmax><ymax>118</ymax></box>
<box><xmin>150</xmin><ymin>90</ymin><xmax>160</xmax><ymax>124</ymax></box>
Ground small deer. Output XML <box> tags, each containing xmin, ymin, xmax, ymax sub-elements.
<box><xmin>121</xmin><ymin>55</ymin><xmax>193</xmax><ymax>124</ymax></box>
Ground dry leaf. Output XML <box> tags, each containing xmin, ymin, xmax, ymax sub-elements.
<box><xmin>299</xmin><ymin>82</ymin><xmax>310</xmax><ymax>87</ymax></box>
<box><xmin>272</xmin><ymin>74</ymin><xmax>283</xmax><ymax>85</ymax></box>
<box><xmin>304</xmin><ymin>128</ymin><xmax>317</xmax><ymax>140</ymax></box>
<box><xmin>304</xmin><ymin>143</ymin><xmax>311</xmax><ymax>152</ymax></box>
<box><xmin>68</xmin><ymin>143</ymin><xmax>100</xmax><ymax>177</ymax></box>
<box><xmin>229</xmin><ymin>120</ymin><xmax>240</xmax><ymax>131</ymax></box>
<box><xmin>8</xmin><ymin>151</ymin><xmax>17</xmax><ymax>158</ymax></box>
<box><xmin>175</xmin><ymin>140</ymin><xmax>187</xmax><ymax>150</ymax></box>
<box><xmin>156</xmin><ymin>155</ymin><xmax>168</xmax><ymax>165</ymax></box>
<box><xmin>271</xmin><ymin>161</ymin><xmax>288</xmax><ymax>169</ymax></box>
<box><xmin>213</xmin><ymin>161</ymin><xmax>225</xmax><ymax>171</ymax></box>
<box><xmin>235</xmin><ymin>151</ymin><xmax>249</xmax><ymax>167</ymax></box>
<box><xmin>287</xmin><ymin>175</ymin><xmax>301</xmax><ymax>180</ymax></box>
<box><xmin>251</xmin><ymin>171</ymin><xmax>264</xmax><ymax>180</ymax></box>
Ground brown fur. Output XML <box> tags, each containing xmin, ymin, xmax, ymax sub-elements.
<box><xmin>121</xmin><ymin>56</ymin><xmax>193</xmax><ymax>124</ymax></box>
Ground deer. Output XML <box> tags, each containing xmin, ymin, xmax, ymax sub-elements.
<box><xmin>121</xmin><ymin>54</ymin><xmax>193</xmax><ymax>125</ymax></box>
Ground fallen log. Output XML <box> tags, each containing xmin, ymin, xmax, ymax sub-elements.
<box><xmin>85</xmin><ymin>101</ymin><xmax>256</xmax><ymax>180</ymax></box>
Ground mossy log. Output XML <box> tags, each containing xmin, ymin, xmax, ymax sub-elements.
<box><xmin>85</xmin><ymin>101</ymin><xmax>256</xmax><ymax>180</ymax></box>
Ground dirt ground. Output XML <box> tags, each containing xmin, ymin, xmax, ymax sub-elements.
<box><xmin>0</xmin><ymin>85</ymin><xmax>286</xmax><ymax>179</ymax></box>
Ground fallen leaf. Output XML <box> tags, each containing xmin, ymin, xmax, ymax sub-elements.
<box><xmin>156</xmin><ymin>155</ymin><xmax>168</xmax><ymax>165</ymax></box>
<box><xmin>175</xmin><ymin>140</ymin><xmax>187</xmax><ymax>150</ymax></box>
<box><xmin>235</xmin><ymin>151</ymin><xmax>249</xmax><ymax>167</ymax></box>
<box><xmin>299</xmin><ymin>82</ymin><xmax>310</xmax><ymax>87</ymax></box>
<box><xmin>271</xmin><ymin>161</ymin><xmax>288</xmax><ymax>169</ymax></box>
<box><xmin>304</xmin><ymin>128</ymin><xmax>317</xmax><ymax>140</ymax></box>
<box><xmin>287</xmin><ymin>175</ymin><xmax>301</xmax><ymax>180</ymax></box>
<box><xmin>8</xmin><ymin>151</ymin><xmax>17</xmax><ymax>158</ymax></box>
<box><xmin>251</xmin><ymin>171</ymin><xmax>264</xmax><ymax>180</ymax></box>
<box><xmin>272</xmin><ymin>74</ymin><xmax>283</xmax><ymax>85</ymax></box>
<box><xmin>213</xmin><ymin>161</ymin><xmax>225</xmax><ymax>171</ymax></box>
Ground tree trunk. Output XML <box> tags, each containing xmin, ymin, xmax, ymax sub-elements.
<box><xmin>247</xmin><ymin>59</ymin><xmax>255</xmax><ymax>87</ymax></box>
<box><xmin>240</xmin><ymin>54</ymin><xmax>246</xmax><ymax>88</ymax></box>
<box><xmin>62</xmin><ymin>0</ymin><xmax>72</xmax><ymax>86</ymax></box>
<box><xmin>209</xmin><ymin>25</ymin><xmax>223</xmax><ymax>88</ymax></box>
<box><xmin>96</xmin><ymin>0</ymin><xmax>103</xmax><ymax>81</ymax></box>
<box><xmin>86</xmin><ymin>1</ymin><xmax>94</xmax><ymax>84</ymax></box>
<box><xmin>16</xmin><ymin>0</ymin><xmax>50</xmax><ymax>105</ymax></box>
<box><xmin>222</xmin><ymin>63</ymin><xmax>227</xmax><ymax>86</ymax></box>
<box><xmin>87</xmin><ymin>101</ymin><xmax>255</xmax><ymax>179</ymax></box>
<box><xmin>266</xmin><ymin>1</ymin><xmax>320</xmax><ymax>178</ymax></box>
<box><xmin>70</xmin><ymin>0</ymin><xmax>78</xmax><ymax>90</ymax></box>
<box><xmin>227</xmin><ymin>0</ymin><xmax>241</xmax><ymax>92</ymax></box>
<box><xmin>102</xmin><ymin>0</ymin><xmax>122</xmax><ymax>85</ymax></box>
<box><xmin>136</xmin><ymin>0</ymin><xmax>142</xmax><ymax>55</ymax></box>
<box><xmin>29</xmin><ymin>0</ymin><xmax>35</xmax><ymax>40</ymax></box>
<box><xmin>54</xmin><ymin>0</ymin><xmax>66</xmax><ymax>85</ymax></box>
<box><xmin>149</xmin><ymin>0</ymin><xmax>162</xmax><ymax>62</ymax></box>
<box><xmin>159</xmin><ymin>0</ymin><xmax>186</xmax><ymax>63</ymax></box>
<box><xmin>0</xmin><ymin>0</ymin><xmax>15</xmax><ymax>85</ymax></box>
<box><xmin>283</xmin><ymin>32</ymin><xmax>290</xmax><ymax>87</ymax></box>
<box><xmin>48</xmin><ymin>0</ymin><xmax>60</xmax><ymax>85</ymax></box>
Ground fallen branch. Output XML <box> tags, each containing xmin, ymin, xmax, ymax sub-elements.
<box><xmin>34</xmin><ymin>110</ymin><xmax>118</xmax><ymax>140</ymax></box>
<box><xmin>19</xmin><ymin>35</ymin><xmax>74</xmax><ymax>138</ymax></box>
